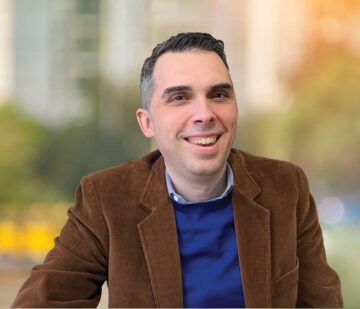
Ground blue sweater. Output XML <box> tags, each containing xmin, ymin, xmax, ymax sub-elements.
<box><xmin>172</xmin><ymin>194</ymin><xmax>245</xmax><ymax>308</ymax></box>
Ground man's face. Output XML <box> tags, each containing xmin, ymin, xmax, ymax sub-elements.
<box><xmin>137</xmin><ymin>50</ymin><xmax>238</xmax><ymax>180</ymax></box>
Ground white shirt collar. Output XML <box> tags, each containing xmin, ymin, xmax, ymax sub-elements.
<box><xmin>165</xmin><ymin>163</ymin><xmax>234</xmax><ymax>205</ymax></box>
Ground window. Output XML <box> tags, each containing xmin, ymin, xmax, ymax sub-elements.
<box><xmin>76</xmin><ymin>0</ymin><xmax>99</xmax><ymax>15</ymax></box>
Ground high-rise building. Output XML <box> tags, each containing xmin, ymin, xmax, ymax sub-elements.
<box><xmin>12</xmin><ymin>0</ymin><xmax>100</xmax><ymax>126</ymax></box>
<box><xmin>9</xmin><ymin>0</ymin><xmax>355</xmax><ymax>127</ymax></box>
<box><xmin>244</xmin><ymin>0</ymin><xmax>309</xmax><ymax>112</ymax></box>
<box><xmin>0</xmin><ymin>0</ymin><xmax>13</xmax><ymax>104</ymax></box>
<box><xmin>98</xmin><ymin>0</ymin><xmax>151</xmax><ymax>133</ymax></box>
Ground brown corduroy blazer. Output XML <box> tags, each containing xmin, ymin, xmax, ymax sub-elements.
<box><xmin>12</xmin><ymin>149</ymin><xmax>343</xmax><ymax>308</ymax></box>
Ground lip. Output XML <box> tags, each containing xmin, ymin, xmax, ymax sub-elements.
<box><xmin>183</xmin><ymin>132</ymin><xmax>223</xmax><ymax>141</ymax></box>
<box><xmin>184</xmin><ymin>133</ymin><xmax>222</xmax><ymax>138</ymax></box>
<box><xmin>182</xmin><ymin>133</ymin><xmax>223</xmax><ymax>154</ymax></box>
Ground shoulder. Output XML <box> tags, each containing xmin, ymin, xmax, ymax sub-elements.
<box><xmin>81</xmin><ymin>150</ymin><xmax>162</xmax><ymax>196</ymax></box>
<box><xmin>231</xmin><ymin>148</ymin><xmax>302</xmax><ymax>180</ymax></box>
<box><xmin>230</xmin><ymin>148</ymin><xmax>307</xmax><ymax>199</ymax></box>
<box><xmin>230</xmin><ymin>150</ymin><xmax>312</xmax><ymax>224</ymax></box>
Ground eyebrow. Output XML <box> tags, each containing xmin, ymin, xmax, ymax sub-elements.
<box><xmin>161</xmin><ymin>85</ymin><xmax>192</xmax><ymax>99</ymax></box>
<box><xmin>161</xmin><ymin>82</ymin><xmax>234</xmax><ymax>99</ymax></box>
<box><xmin>210</xmin><ymin>83</ymin><xmax>234</xmax><ymax>92</ymax></box>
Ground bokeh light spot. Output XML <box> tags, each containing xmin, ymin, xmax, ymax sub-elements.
<box><xmin>318</xmin><ymin>197</ymin><xmax>345</xmax><ymax>225</ymax></box>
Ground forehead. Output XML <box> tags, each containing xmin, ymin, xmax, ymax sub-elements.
<box><xmin>152</xmin><ymin>50</ymin><xmax>231</xmax><ymax>91</ymax></box>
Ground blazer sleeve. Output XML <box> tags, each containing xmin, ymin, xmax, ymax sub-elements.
<box><xmin>12</xmin><ymin>176</ymin><xmax>109</xmax><ymax>308</ymax></box>
<box><xmin>295</xmin><ymin>167</ymin><xmax>343</xmax><ymax>308</ymax></box>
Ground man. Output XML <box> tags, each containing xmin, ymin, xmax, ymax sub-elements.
<box><xmin>13</xmin><ymin>32</ymin><xmax>342</xmax><ymax>308</ymax></box>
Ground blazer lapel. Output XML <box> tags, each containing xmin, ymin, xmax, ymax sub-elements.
<box><xmin>137</xmin><ymin>157</ymin><xmax>183</xmax><ymax>308</ymax></box>
<box><xmin>137</xmin><ymin>151</ymin><xmax>271</xmax><ymax>308</ymax></box>
<box><xmin>229</xmin><ymin>151</ymin><xmax>272</xmax><ymax>308</ymax></box>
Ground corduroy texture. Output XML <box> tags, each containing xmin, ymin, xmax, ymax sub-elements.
<box><xmin>12</xmin><ymin>149</ymin><xmax>343</xmax><ymax>308</ymax></box>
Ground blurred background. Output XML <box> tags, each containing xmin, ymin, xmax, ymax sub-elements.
<box><xmin>0</xmin><ymin>0</ymin><xmax>359</xmax><ymax>307</ymax></box>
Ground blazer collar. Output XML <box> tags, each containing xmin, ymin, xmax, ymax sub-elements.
<box><xmin>228</xmin><ymin>149</ymin><xmax>261</xmax><ymax>199</ymax></box>
<box><xmin>229</xmin><ymin>151</ymin><xmax>272</xmax><ymax>307</ymax></box>
<box><xmin>138</xmin><ymin>157</ymin><xmax>183</xmax><ymax>307</ymax></box>
<box><xmin>138</xmin><ymin>150</ymin><xmax>271</xmax><ymax>308</ymax></box>
<box><xmin>139</xmin><ymin>149</ymin><xmax>261</xmax><ymax>209</ymax></box>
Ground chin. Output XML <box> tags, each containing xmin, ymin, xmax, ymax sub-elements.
<box><xmin>186</xmin><ymin>159</ymin><xmax>226</xmax><ymax>177</ymax></box>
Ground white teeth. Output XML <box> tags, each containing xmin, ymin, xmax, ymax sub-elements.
<box><xmin>187</xmin><ymin>136</ymin><xmax>217</xmax><ymax>145</ymax></box>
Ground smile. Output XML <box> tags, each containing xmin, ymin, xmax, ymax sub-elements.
<box><xmin>185</xmin><ymin>135</ymin><xmax>220</xmax><ymax>146</ymax></box>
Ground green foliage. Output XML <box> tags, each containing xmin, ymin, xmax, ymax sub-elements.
<box><xmin>34</xmin><ymin>80</ymin><xmax>150</xmax><ymax>200</ymax></box>
<box><xmin>0</xmin><ymin>79</ymin><xmax>150</xmax><ymax>204</ymax></box>
<box><xmin>236</xmin><ymin>51</ymin><xmax>360</xmax><ymax>195</ymax></box>
<box><xmin>0</xmin><ymin>105</ymin><xmax>61</xmax><ymax>203</ymax></box>
<box><xmin>36</xmin><ymin>117</ymin><xmax>147</xmax><ymax>200</ymax></box>
<box><xmin>285</xmin><ymin>51</ymin><xmax>360</xmax><ymax>193</ymax></box>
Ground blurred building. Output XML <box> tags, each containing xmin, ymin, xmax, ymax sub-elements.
<box><xmin>99</xmin><ymin>0</ymin><xmax>151</xmax><ymax>133</ymax></box>
<box><xmin>100</xmin><ymin>0</ymin><xmax>151</xmax><ymax>84</ymax></box>
<box><xmin>12</xmin><ymin>0</ymin><xmax>100</xmax><ymax>126</ymax></box>
<box><xmin>3</xmin><ymin>0</ymin><xmax>359</xmax><ymax>127</ymax></box>
<box><xmin>244</xmin><ymin>0</ymin><xmax>309</xmax><ymax>111</ymax></box>
<box><xmin>99</xmin><ymin>0</ymin><xmax>309</xmax><ymax>116</ymax></box>
<box><xmin>0</xmin><ymin>0</ymin><xmax>13</xmax><ymax>104</ymax></box>
<box><xmin>2</xmin><ymin>0</ymin><xmax>310</xmax><ymax>126</ymax></box>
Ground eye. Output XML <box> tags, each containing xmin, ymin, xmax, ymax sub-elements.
<box><xmin>211</xmin><ymin>92</ymin><xmax>229</xmax><ymax>101</ymax></box>
<box><xmin>171</xmin><ymin>95</ymin><xmax>185</xmax><ymax>101</ymax></box>
<box><xmin>168</xmin><ymin>92</ymin><xmax>191</xmax><ymax>104</ymax></box>
<box><xmin>213</xmin><ymin>92</ymin><xmax>225</xmax><ymax>98</ymax></box>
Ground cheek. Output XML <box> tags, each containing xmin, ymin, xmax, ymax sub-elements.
<box><xmin>228</xmin><ymin>105</ymin><xmax>239</xmax><ymax>126</ymax></box>
<box><xmin>217</xmin><ymin>107</ymin><xmax>238</xmax><ymax>128</ymax></box>
<box><xmin>151</xmin><ymin>116</ymin><xmax>179</xmax><ymax>143</ymax></box>
<box><xmin>154</xmin><ymin>110</ymin><xmax>190</xmax><ymax>132</ymax></box>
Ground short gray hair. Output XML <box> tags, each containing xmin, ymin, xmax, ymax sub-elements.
<box><xmin>140</xmin><ymin>32</ymin><xmax>229</xmax><ymax>109</ymax></box>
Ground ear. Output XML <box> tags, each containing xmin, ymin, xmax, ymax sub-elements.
<box><xmin>136</xmin><ymin>108</ymin><xmax>154</xmax><ymax>138</ymax></box>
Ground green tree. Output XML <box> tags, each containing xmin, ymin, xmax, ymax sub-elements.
<box><xmin>35</xmin><ymin>80</ymin><xmax>150</xmax><ymax>200</ymax></box>
<box><xmin>0</xmin><ymin>104</ymin><xmax>61</xmax><ymax>204</ymax></box>
<box><xmin>284</xmin><ymin>51</ymin><xmax>360</xmax><ymax>194</ymax></box>
<box><xmin>236</xmin><ymin>51</ymin><xmax>360</xmax><ymax>195</ymax></box>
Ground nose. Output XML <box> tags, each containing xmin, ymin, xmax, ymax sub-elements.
<box><xmin>193</xmin><ymin>98</ymin><xmax>216</xmax><ymax>125</ymax></box>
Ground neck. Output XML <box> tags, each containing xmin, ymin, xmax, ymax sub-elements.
<box><xmin>166</xmin><ymin>166</ymin><xmax>227</xmax><ymax>203</ymax></box>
